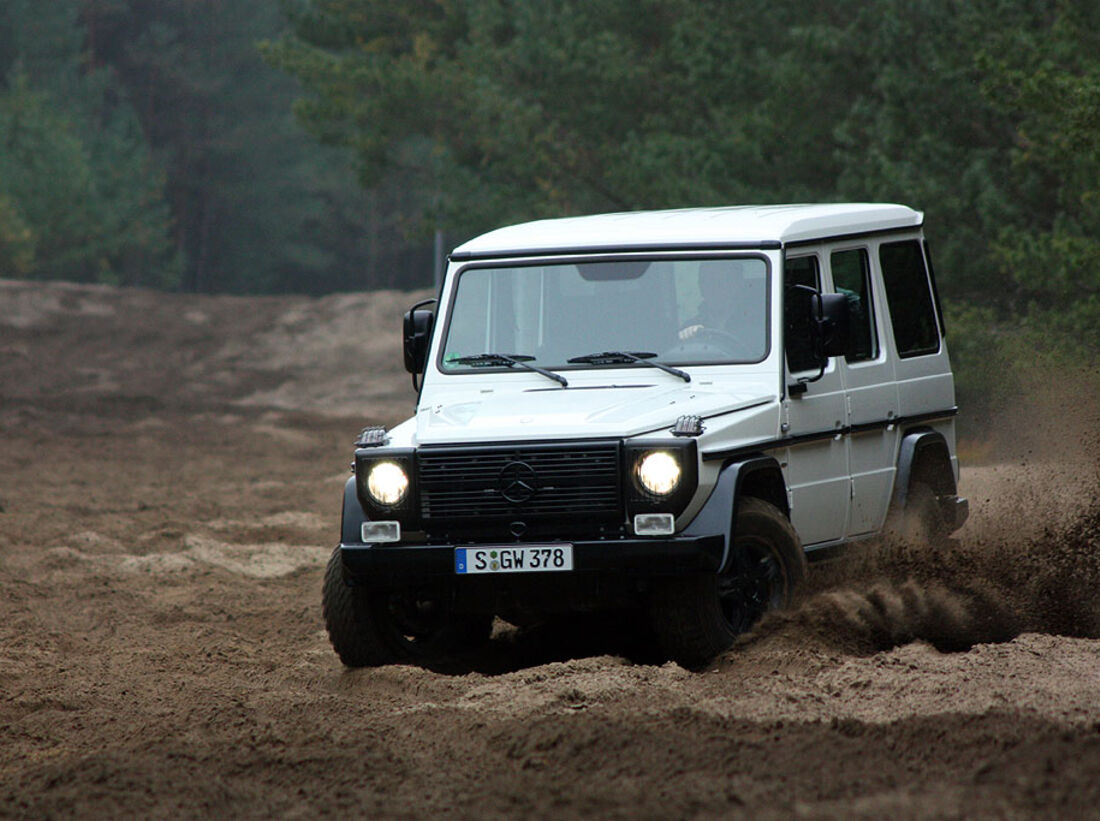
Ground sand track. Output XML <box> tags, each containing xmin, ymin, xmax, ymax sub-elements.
<box><xmin>1</xmin><ymin>279</ymin><xmax>1098</xmax><ymax>818</ymax></box>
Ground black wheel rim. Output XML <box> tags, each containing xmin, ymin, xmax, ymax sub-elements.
<box><xmin>717</xmin><ymin>535</ymin><xmax>787</xmax><ymax>633</ymax></box>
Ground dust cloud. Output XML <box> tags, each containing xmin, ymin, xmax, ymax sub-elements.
<box><xmin>743</xmin><ymin>401</ymin><xmax>1100</xmax><ymax>659</ymax></box>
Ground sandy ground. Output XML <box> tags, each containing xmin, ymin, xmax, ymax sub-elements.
<box><xmin>1</xmin><ymin>278</ymin><xmax>1099</xmax><ymax>819</ymax></box>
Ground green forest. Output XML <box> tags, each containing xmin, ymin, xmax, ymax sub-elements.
<box><xmin>0</xmin><ymin>0</ymin><xmax>433</xmax><ymax>294</ymax></box>
<box><xmin>1</xmin><ymin>0</ymin><xmax>1097</xmax><ymax>422</ymax></box>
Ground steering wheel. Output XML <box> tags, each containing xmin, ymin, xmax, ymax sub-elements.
<box><xmin>664</xmin><ymin>326</ymin><xmax>745</xmax><ymax>359</ymax></box>
<box><xmin>693</xmin><ymin>328</ymin><xmax>743</xmax><ymax>348</ymax></box>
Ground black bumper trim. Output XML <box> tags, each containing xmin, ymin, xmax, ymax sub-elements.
<box><xmin>943</xmin><ymin>495</ymin><xmax>969</xmax><ymax>533</ymax></box>
<box><xmin>340</xmin><ymin>535</ymin><xmax>725</xmax><ymax>586</ymax></box>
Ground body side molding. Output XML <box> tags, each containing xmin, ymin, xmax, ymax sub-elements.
<box><xmin>702</xmin><ymin>407</ymin><xmax>958</xmax><ymax>462</ymax></box>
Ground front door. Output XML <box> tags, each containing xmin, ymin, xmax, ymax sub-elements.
<box><xmin>782</xmin><ymin>252</ymin><xmax>849</xmax><ymax>546</ymax></box>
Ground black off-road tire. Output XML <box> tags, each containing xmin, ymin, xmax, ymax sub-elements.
<box><xmin>322</xmin><ymin>546</ymin><xmax>396</xmax><ymax>667</ymax></box>
<box><xmin>322</xmin><ymin>546</ymin><xmax>493</xmax><ymax>669</ymax></box>
<box><xmin>649</xmin><ymin>497</ymin><xmax>806</xmax><ymax>668</ymax></box>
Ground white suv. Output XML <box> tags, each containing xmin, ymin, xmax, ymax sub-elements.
<box><xmin>323</xmin><ymin>204</ymin><xmax>968</xmax><ymax>667</ymax></box>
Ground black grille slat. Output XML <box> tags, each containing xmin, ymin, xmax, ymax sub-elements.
<box><xmin>425</xmin><ymin>488</ymin><xmax>618</xmax><ymax>501</ymax></box>
<box><xmin>424</xmin><ymin>494</ymin><xmax>618</xmax><ymax>510</ymax></box>
<box><xmin>417</xmin><ymin>442</ymin><xmax>622</xmax><ymax>528</ymax></box>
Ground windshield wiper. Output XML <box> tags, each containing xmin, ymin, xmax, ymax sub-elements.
<box><xmin>451</xmin><ymin>353</ymin><xmax>569</xmax><ymax>388</ymax></box>
<box><xmin>567</xmin><ymin>351</ymin><xmax>691</xmax><ymax>383</ymax></box>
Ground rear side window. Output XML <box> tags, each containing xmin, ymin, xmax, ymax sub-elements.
<box><xmin>880</xmin><ymin>240</ymin><xmax>940</xmax><ymax>358</ymax></box>
<box><xmin>830</xmin><ymin>248</ymin><xmax>878</xmax><ymax>362</ymax></box>
<box><xmin>784</xmin><ymin>255</ymin><xmax>820</xmax><ymax>373</ymax></box>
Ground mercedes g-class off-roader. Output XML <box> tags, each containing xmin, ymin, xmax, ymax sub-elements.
<box><xmin>323</xmin><ymin>204</ymin><xmax>968</xmax><ymax>668</ymax></box>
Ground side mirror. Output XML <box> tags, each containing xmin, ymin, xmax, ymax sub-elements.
<box><xmin>817</xmin><ymin>292</ymin><xmax>851</xmax><ymax>358</ymax></box>
<box><xmin>789</xmin><ymin>287</ymin><xmax>852</xmax><ymax>394</ymax></box>
<box><xmin>403</xmin><ymin>298</ymin><xmax>436</xmax><ymax>386</ymax></box>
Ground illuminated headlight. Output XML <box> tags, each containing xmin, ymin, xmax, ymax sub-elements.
<box><xmin>366</xmin><ymin>461</ymin><xmax>409</xmax><ymax>506</ymax></box>
<box><xmin>636</xmin><ymin>451</ymin><xmax>682</xmax><ymax>496</ymax></box>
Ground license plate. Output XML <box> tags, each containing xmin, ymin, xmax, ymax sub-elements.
<box><xmin>455</xmin><ymin>544</ymin><xmax>574</xmax><ymax>575</ymax></box>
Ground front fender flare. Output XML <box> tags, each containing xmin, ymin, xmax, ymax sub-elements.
<box><xmin>683</xmin><ymin>455</ymin><xmax>788</xmax><ymax>573</ymax></box>
<box><xmin>340</xmin><ymin>476</ymin><xmax>369</xmax><ymax>545</ymax></box>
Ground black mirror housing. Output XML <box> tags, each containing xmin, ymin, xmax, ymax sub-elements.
<box><xmin>403</xmin><ymin>301</ymin><xmax>436</xmax><ymax>375</ymax></box>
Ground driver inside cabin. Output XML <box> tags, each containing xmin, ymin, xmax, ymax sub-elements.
<box><xmin>677</xmin><ymin>259</ymin><xmax>766</xmax><ymax>359</ymax></box>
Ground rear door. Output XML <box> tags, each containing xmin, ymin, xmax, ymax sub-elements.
<box><xmin>879</xmin><ymin>238</ymin><xmax>958</xmax><ymax>476</ymax></box>
<box><xmin>829</xmin><ymin>244</ymin><xmax>899</xmax><ymax>536</ymax></box>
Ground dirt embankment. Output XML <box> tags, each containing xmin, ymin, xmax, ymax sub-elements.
<box><xmin>1</xmin><ymin>278</ymin><xmax>1099</xmax><ymax>819</ymax></box>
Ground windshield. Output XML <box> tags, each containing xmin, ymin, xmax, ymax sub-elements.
<box><xmin>441</xmin><ymin>256</ymin><xmax>770</xmax><ymax>372</ymax></box>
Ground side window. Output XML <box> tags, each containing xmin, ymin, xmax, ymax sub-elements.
<box><xmin>880</xmin><ymin>240</ymin><xmax>940</xmax><ymax>357</ymax></box>
<box><xmin>830</xmin><ymin>248</ymin><xmax>878</xmax><ymax>362</ymax></box>
<box><xmin>784</xmin><ymin>255</ymin><xmax>820</xmax><ymax>373</ymax></box>
<box><xmin>922</xmin><ymin>239</ymin><xmax>947</xmax><ymax>336</ymax></box>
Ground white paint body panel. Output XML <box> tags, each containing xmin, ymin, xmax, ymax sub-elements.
<box><xmin>414</xmin><ymin>378</ymin><xmax>776</xmax><ymax>445</ymax></box>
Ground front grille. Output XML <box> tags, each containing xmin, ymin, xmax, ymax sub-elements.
<box><xmin>417</xmin><ymin>442</ymin><xmax>623</xmax><ymax>533</ymax></box>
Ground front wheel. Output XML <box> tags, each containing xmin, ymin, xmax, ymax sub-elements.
<box><xmin>649</xmin><ymin>497</ymin><xmax>806</xmax><ymax>667</ymax></box>
<box><xmin>322</xmin><ymin>547</ymin><xmax>492</xmax><ymax>668</ymax></box>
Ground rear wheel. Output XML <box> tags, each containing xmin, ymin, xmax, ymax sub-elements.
<box><xmin>649</xmin><ymin>497</ymin><xmax>805</xmax><ymax>667</ymax></box>
<box><xmin>888</xmin><ymin>480</ymin><xmax>946</xmax><ymax>545</ymax></box>
<box><xmin>322</xmin><ymin>547</ymin><xmax>492</xmax><ymax>668</ymax></box>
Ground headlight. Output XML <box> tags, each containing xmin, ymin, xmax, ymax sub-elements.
<box><xmin>636</xmin><ymin>451</ymin><xmax>682</xmax><ymax>496</ymax></box>
<box><xmin>624</xmin><ymin>439</ymin><xmax>696</xmax><ymax>518</ymax></box>
<box><xmin>366</xmin><ymin>461</ymin><xmax>409</xmax><ymax>506</ymax></box>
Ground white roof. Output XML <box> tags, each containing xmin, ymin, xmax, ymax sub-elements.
<box><xmin>451</xmin><ymin>203</ymin><xmax>922</xmax><ymax>258</ymax></box>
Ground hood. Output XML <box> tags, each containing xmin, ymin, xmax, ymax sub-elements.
<box><xmin>414</xmin><ymin>382</ymin><xmax>776</xmax><ymax>444</ymax></box>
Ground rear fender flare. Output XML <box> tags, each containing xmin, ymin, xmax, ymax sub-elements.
<box><xmin>892</xmin><ymin>429</ymin><xmax>956</xmax><ymax>511</ymax></box>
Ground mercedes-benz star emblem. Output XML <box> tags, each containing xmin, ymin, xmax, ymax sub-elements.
<box><xmin>498</xmin><ymin>461</ymin><xmax>538</xmax><ymax>504</ymax></box>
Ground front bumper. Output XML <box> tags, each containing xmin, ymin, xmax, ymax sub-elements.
<box><xmin>340</xmin><ymin>535</ymin><xmax>724</xmax><ymax>588</ymax></box>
